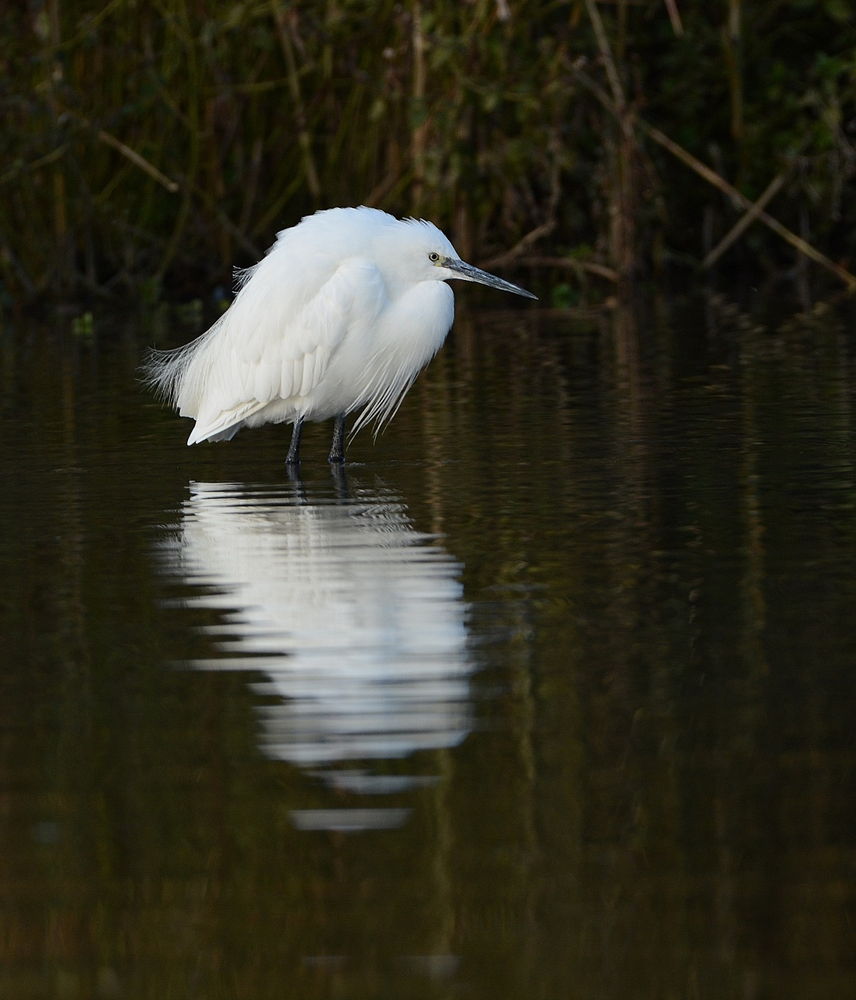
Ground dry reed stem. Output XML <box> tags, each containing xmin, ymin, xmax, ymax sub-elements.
<box><xmin>584</xmin><ymin>0</ymin><xmax>637</xmax><ymax>288</ymax></box>
<box><xmin>585</xmin><ymin>0</ymin><xmax>626</xmax><ymax>109</ymax></box>
<box><xmin>411</xmin><ymin>0</ymin><xmax>427</xmax><ymax>214</ymax></box>
<box><xmin>724</xmin><ymin>0</ymin><xmax>743</xmax><ymax>143</ymax></box>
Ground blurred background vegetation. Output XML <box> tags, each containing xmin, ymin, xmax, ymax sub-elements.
<box><xmin>2</xmin><ymin>0</ymin><xmax>856</xmax><ymax>310</ymax></box>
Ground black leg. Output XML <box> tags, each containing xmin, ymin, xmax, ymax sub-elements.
<box><xmin>286</xmin><ymin>417</ymin><xmax>304</xmax><ymax>465</ymax></box>
<box><xmin>328</xmin><ymin>414</ymin><xmax>346</xmax><ymax>464</ymax></box>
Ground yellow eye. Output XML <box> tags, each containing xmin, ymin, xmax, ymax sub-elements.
<box><xmin>429</xmin><ymin>252</ymin><xmax>441</xmax><ymax>263</ymax></box>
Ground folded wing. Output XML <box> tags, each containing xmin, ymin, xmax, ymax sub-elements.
<box><xmin>147</xmin><ymin>256</ymin><xmax>387</xmax><ymax>445</ymax></box>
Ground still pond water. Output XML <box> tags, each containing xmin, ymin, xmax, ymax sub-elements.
<box><xmin>2</xmin><ymin>296</ymin><xmax>856</xmax><ymax>999</ymax></box>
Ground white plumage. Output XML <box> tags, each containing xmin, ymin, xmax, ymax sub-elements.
<box><xmin>162</xmin><ymin>481</ymin><xmax>472</xmax><ymax>775</ymax></box>
<box><xmin>144</xmin><ymin>206</ymin><xmax>536</xmax><ymax>463</ymax></box>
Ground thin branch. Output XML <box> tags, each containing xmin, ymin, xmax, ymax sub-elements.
<box><xmin>643</xmin><ymin>123</ymin><xmax>856</xmax><ymax>289</ymax></box>
<box><xmin>192</xmin><ymin>182</ymin><xmax>263</xmax><ymax>260</ymax></box>
<box><xmin>364</xmin><ymin>167</ymin><xmax>410</xmax><ymax>209</ymax></box>
<box><xmin>518</xmin><ymin>255</ymin><xmax>618</xmax><ymax>281</ymax></box>
<box><xmin>584</xmin><ymin>0</ymin><xmax>626</xmax><ymax>110</ymax></box>
<box><xmin>571</xmin><ymin>64</ymin><xmax>856</xmax><ymax>291</ymax></box>
<box><xmin>478</xmin><ymin>223</ymin><xmax>556</xmax><ymax>270</ymax></box>
<box><xmin>664</xmin><ymin>0</ymin><xmax>683</xmax><ymax>36</ymax></box>
<box><xmin>703</xmin><ymin>172</ymin><xmax>785</xmax><ymax>268</ymax></box>
<box><xmin>0</xmin><ymin>144</ymin><xmax>69</xmax><ymax>186</ymax></box>
<box><xmin>94</xmin><ymin>127</ymin><xmax>179</xmax><ymax>193</ymax></box>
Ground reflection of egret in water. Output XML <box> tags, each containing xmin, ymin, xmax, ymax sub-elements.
<box><xmin>159</xmin><ymin>478</ymin><xmax>472</xmax><ymax>828</ymax></box>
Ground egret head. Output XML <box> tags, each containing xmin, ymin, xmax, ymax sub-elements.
<box><xmin>390</xmin><ymin>218</ymin><xmax>537</xmax><ymax>300</ymax></box>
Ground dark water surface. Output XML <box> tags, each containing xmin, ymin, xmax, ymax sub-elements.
<box><xmin>3</xmin><ymin>298</ymin><xmax>856</xmax><ymax>999</ymax></box>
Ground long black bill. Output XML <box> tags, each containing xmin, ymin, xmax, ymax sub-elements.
<box><xmin>445</xmin><ymin>258</ymin><xmax>538</xmax><ymax>300</ymax></box>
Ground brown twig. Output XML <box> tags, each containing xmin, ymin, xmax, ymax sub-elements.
<box><xmin>664</xmin><ymin>0</ymin><xmax>683</xmax><ymax>36</ymax></box>
<box><xmin>643</xmin><ymin>123</ymin><xmax>856</xmax><ymax>289</ymax></box>
<box><xmin>0</xmin><ymin>145</ymin><xmax>69</xmax><ymax>186</ymax></box>
<box><xmin>572</xmin><ymin>65</ymin><xmax>856</xmax><ymax>291</ymax></box>
<box><xmin>517</xmin><ymin>255</ymin><xmax>618</xmax><ymax>282</ymax></box>
<box><xmin>584</xmin><ymin>0</ymin><xmax>625</xmax><ymax>110</ymax></box>
<box><xmin>479</xmin><ymin>221</ymin><xmax>556</xmax><ymax>270</ymax></box>
<box><xmin>95</xmin><ymin>127</ymin><xmax>180</xmax><ymax>193</ymax></box>
<box><xmin>192</xmin><ymin>181</ymin><xmax>263</xmax><ymax>260</ymax></box>
<box><xmin>702</xmin><ymin>171</ymin><xmax>785</xmax><ymax>268</ymax></box>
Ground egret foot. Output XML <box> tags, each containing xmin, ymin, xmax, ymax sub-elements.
<box><xmin>286</xmin><ymin>417</ymin><xmax>304</xmax><ymax>465</ymax></box>
<box><xmin>328</xmin><ymin>414</ymin><xmax>346</xmax><ymax>464</ymax></box>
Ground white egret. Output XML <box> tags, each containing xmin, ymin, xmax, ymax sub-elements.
<box><xmin>144</xmin><ymin>206</ymin><xmax>536</xmax><ymax>464</ymax></box>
